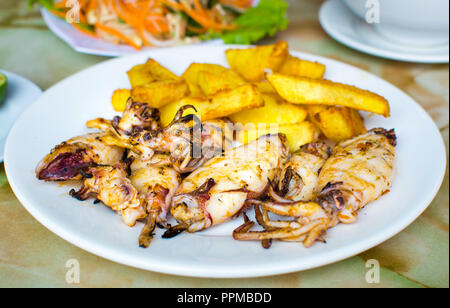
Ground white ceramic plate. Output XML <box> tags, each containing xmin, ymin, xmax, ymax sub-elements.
<box><xmin>41</xmin><ymin>8</ymin><xmax>225</xmax><ymax>57</ymax></box>
<box><xmin>319</xmin><ymin>0</ymin><xmax>449</xmax><ymax>63</ymax></box>
<box><xmin>0</xmin><ymin>71</ymin><xmax>42</xmax><ymax>162</ymax></box>
<box><xmin>4</xmin><ymin>45</ymin><xmax>446</xmax><ymax>278</ymax></box>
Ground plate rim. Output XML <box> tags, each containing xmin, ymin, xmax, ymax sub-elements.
<box><xmin>4</xmin><ymin>44</ymin><xmax>448</xmax><ymax>278</ymax></box>
<box><xmin>319</xmin><ymin>0</ymin><xmax>450</xmax><ymax>64</ymax></box>
<box><xmin>0</xmin><ymin>70</ymin><xmax>42</xmax><ymax>162</ymax></box>
<box><xmin>40</xmin><ymin>8</ymin><xmax>225</xmax><ymax>57</ymax></box>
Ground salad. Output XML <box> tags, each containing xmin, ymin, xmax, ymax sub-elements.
<box><xmin>29</xmin><ymin>0</ymin><xmax>288</xmax><ymax>49</ymax></box>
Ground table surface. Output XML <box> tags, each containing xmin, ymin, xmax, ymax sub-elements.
<box><xmin>0</xmin><ymin>0</ymin><xmax>448</xmax><ymax>288</ymax></box>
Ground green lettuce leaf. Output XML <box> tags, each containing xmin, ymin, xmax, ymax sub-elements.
<box><xmin>28</xmin><ymin>0</ymin><xmax>55</xmax><ymax>10</ymax></box>
<box><xmin>214</xmin><ymin>0</ymin><xmax>289</xmax><ymax>44</ymax></box>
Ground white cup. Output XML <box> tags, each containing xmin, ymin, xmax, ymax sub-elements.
<box><xmin>343</xmin><ymin>0</ymin><xmax>449</xmax><ymax>46</ymax></box>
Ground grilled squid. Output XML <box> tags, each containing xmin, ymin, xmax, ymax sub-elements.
<box><xmin>163</xmin><ymin>134</ymin><xmax>289</xmax><ymax>237</ymax></box>
<box><xmin>88</xmin><ymin>102</ymin><xmax>231</xmax><ymax>173</ymax></box>
<box><xmin>233</xmin><ymin>200</ymin><xmax>331</xmax><ymax>248</ymax></box>
<box><xmin>128</xmin><ymin>153</ymin><xmax>182</xmax><ymax>247</ymax></box>
<box><xmin>234</xmin><ymin>128</ymin><xmax>396</xmax><ymax>248</ymax></box>
<box><xmin>275</xmin><ymin>142</ymin><xmax>332</xmax><ymax>202</ymax></box>
<box><xmin>86</xmin><ymin>98</ymin><xmax>161</xmax><ymax>158</ymax></box>
<box><xmin>36</xmin><ymin>133</ymin><xmax>124</xmax><ymax>181</ymax></box>
<box><xmin>317</xmin><ymin>128</ymin><xmax>396</xmax><ymax>225</ymax></box>
<box><xmin>69</xmin><ymin>163</ymin><xmax>146</xmax><ymax>227</ymax></box>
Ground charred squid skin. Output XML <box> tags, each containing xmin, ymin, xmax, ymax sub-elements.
<box><xmin>69</xmin><ymin>186</ymin><xmax>91</xmax><ymax>201</ymax></box>
<box><xmin>372</xmin><ymin>128</ymin><xmax>397</xmax><ymax>146</ymax></box>
<box><xmin>275</xmin><ymin>142</ymin><xmax>332</xmax><ymax>202</ymax></box>
<box><xmin>112</xmin><ymin>99</ymin><xmax>160</xmax><ymax>136</ymax></box>
<box><xmin>168</xmin><ymin>178</ymin><xmax>216</xmax><ymax>236</ymax></box>
<box><xmin>316</xmin><ymin>182</ymin><xmax>346</xmax><ymax>221</ymax></box>
<box><xmin>139</xmin><ymin>214</ymin><xmax>157</xmax><ymax>248</ymax></box>
<box><xmin>37</xmin><ymin>149</ymin><xmax>90</xmax><ymax>181</ymax></box>
<box><xmin>162</xmin><ymin>224</ymin><xmax>188</xmax><ymax>239</ymax></box>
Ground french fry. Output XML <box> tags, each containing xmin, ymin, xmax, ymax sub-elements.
<box><xmin>307</xmin><ymin>105</ymin><xmax>366</xmax><ymax>142</ymax></box>
<box><xmin>131</xmin><ymin>80</ymin><xmax>189</xmax><ymax>108</ymax></box>
<box><xmin>237</xmin><ymin>121</ymin><xmax>319</xmax><ymax>152</ymax></box>
<box><xmin>267</xmin><ymin>73</ymin><xmax>390</xmax><ymax>117</ymax></box>
<box><xmin>127</xmin><ymin>64</ymin><xmax>156</xmax><ymax>88</ymax></box>
<box><xmin>229</xmin><ymin>93</ymin><xmax>308</xmax><ymax>125</ymax></box>
<box><xmin>253</xmin><ymin>80</ymin><xmax>277</xmax><ymax>94</ymax></box>
<box><xmin>111</xmin><ymin>89</ymin><xmax>131</xmax><ymax>112</ymax></box>
<box><xmin>225</xmin><ymin>41</ymin><xmax>289</xmax><ymax>82</ymax></box>
<box><xmin>182</xmin><ymin>63</ymin><xmax>224</xmax><ymax>97</ymax></box>
<box><xmin>159</xmin><ymin>84</ymin><xmax>264</xmax><ymax>126</ymax></box>
<box><xmin>197</xmin><ymin>70</ymin><xmax>245</xmax><ymax>96</ymax></box>
<box><xmin>277</xmin><ymin>55</ymin><xmax>326</xmax><ymax>79</ymax></box>
<box><xmin>127</xmin><ymin>58</ymin><xmax>179</xmax><ymax>87</ymax></box>
<box><xmin>144</xmin><ymin>58</ymin><xmax>179</xmax><ymax>81</ymax></box>
<box><xmin>181</xmin><ymin>63</ymin><xmax>244</xmax><ymax>97</ymax></box>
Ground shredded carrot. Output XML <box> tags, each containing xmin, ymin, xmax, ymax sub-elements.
<box><xmin>54</xmin><ymin>1</ymin><xmax>67</xmax><ymax>9</ymax></box>
<box><xmin>88</xmin><ymin>0</ymin><xmax>97</xmax><ymax>11</ymax></box>
<box><xmin>193</xmin><ymin>0</ymin><xmax>206</xmax><ymax>15</ymax></box>
<box><xmin>219</xmin><ymin>0</ymin><xmax>253</xmax><ymax>8</ymax></box>
<box><xmin>49</xmin><ymin>9</ymin><xmax>68</xmax><ymax>19</ymax></box>
<box><xmin>95</xmin><ymin>22</ymin><xmax>142</xmax><ymax>49</ymax></box>
<box><xmin>73</xmin><ymin>23</ymin><xmax>98</xmax><ymax>38</ymax></box>
<box><xmin>187</xmin><ymin>24</ymin><xmax>207</xmax><ymax>34</ymax></box>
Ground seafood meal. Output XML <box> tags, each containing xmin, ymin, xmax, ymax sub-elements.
<box><xmin>36</xmin><ymin>42</ymin><xmax>396</xmax><ymax>249</ymax></box>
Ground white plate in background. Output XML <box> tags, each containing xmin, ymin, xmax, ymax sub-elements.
<box><xmin>0</xmin><ymin>71</ymin><xmax>42</xmax><ymax>162</ymax></box>
<box><xmin>4</xmin><ymin>45</ymin><xmax>447</xmax><ymax>277</ymax></box>
<box><xmin>319</xmin><ymin>0</ymin><xmax>449</xmax><ymax>63</ymax></box>
<box><xmin>41</xmin><ymin>8</ymin><xmax>224</xmax><ymax>57</ymax></box>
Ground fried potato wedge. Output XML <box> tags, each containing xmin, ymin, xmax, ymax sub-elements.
<box><xmin>131</xmin><ymin>80</ymin><xmax>189</xmax><ymax>108</ymax></box>
<box><xmin>307</xmin><ymin>105</ymin><xmax>366</xmax><ymax>142</ymax></box>
<box><xmin>226</xmin><ymin>41</ymin><xmax>289</xmax><ymax>82</ymax></box>
<box><xmin>127</xmin><ymin>59</ymin><xmax>178</xmax><ymax>87</ymax></box>
<box><xmin>197</xmin><ymin>70</ymin><xmax>245</xmax><ymax>96</ymax></box>
<box><xmin>267</xmin><ymin>73</ymin><xmax>390</xmax><ymax>117</ymax></box>
<box><xmin>278</xmin><ymin>55</ymin><xmax>326</xmax><ymax>79</ymax></box>
<box><xmin>127</xmin><ymin>64</ymin><xmax>156</xmax><ymax>88</ymax></box>
<box><xmin>111</xmin><ymin>89</ymin><xmax>131</xmax><ymax>112</ymax></box>
<box><xmin>159</xmin><ymin>84</ymin><xmax>264</xmax><ymax>126</ymax></box>
<box><xmin>144</xmin><ymin>58</ymin><xmax>179</xmax><ymax>81</ymax></box>
<box><xmin>253</xmin><ymin>80</ymin><xmax>277</xmax><ymax>94</ymax></box>
<box><xmin>237</xmin><ymin>121</ymin><xmax>319</xmax><ymax>152</ymax></box>
<box><xmin>181</xmin><ymin>63</ymin><xmax>233</xmax><ymax>98</ymax></box>
<box><xmin>230</xmin><ymin>93</ymin><xmax>308</xmax><ymax>125</ymax></box>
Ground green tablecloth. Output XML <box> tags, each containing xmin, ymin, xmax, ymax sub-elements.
<box><xmin>0</xmin><ymin>0</ymin><xmax>448</xmax><ymax>288</ymax></box>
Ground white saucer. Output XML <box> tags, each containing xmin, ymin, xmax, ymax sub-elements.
<box><xmin>319</xmin><ymin>0</ymin><xmax>449</xmax><ymax>63</ymax></box>
<box><xmin>0</xmin><ymin>71</ymin><xmax>42</xmax><ymax>162</ymax></box>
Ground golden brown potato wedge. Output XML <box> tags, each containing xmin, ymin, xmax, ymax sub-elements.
<box><xmin>237</xmin><ymin>121</ymin><xmax>319</xmax><ymax>152</ymax></box>
<box><xmin>127</xmin><ymin>58</ymin><xmax>178</xmax><ymax>88</ymax></box>
<box><xmin>111</xmin><ymin>89</ymin><xmax>131</xmax><ymax>112</ymax></box>
<box><xmin>229</xmin><ymin>93</ymin><xmax>307</xmax><ymax>125</ymax></box>
<box><xmin>253</xmin><ymin>80</ymin><xmax>277</xmax><ymax>94</ymax></box>
<box><xmin>277</xmin><ymin>55</ymin><xmax>326</xmax><ymax>79</ymax></box>
<box><xmin>159</xmin><ymin>84</ymin><xmax>264</xmax><ymax>126</ymax></box>
<box><xmin>181</xmin><ymin>63</ymin><xmax>244</xmax><ymax>97</ymax></box>
<box><xmin>307</xmin><ymin>105</ymin><xmax>366</xmax><ymax>142</ymax></box>
<box><xmin>127</xmin><ymin>64</ymin><xmax>156</xmax><ymax>88</ymax></box>
<box><xmin>182</xmin><ymin>63</ymin><xmax>224</xmax><ymax>98</ymax></box>
<box><xmin>131</xmin><ymin>80</ymin><xmax>189</xmax><ymax>108</ymax></box>
<box><xmin>267</xmin><ymin>73</ymin><xmax>390</xmax><ymax>117</ymax></box>
<box><xmin>144</xmin><ymin>58</ymin><xmax>179</xmax><ymax>81</ymax></box>
<box><xmin>197</xmin><ymin>70</ymin><xmax>245</xmax><ymax>96</ymax></box>
<box><xmin>225</xmin><ymin>41</ymin><xmax>289</xmax><ymax>82</ymax></box>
